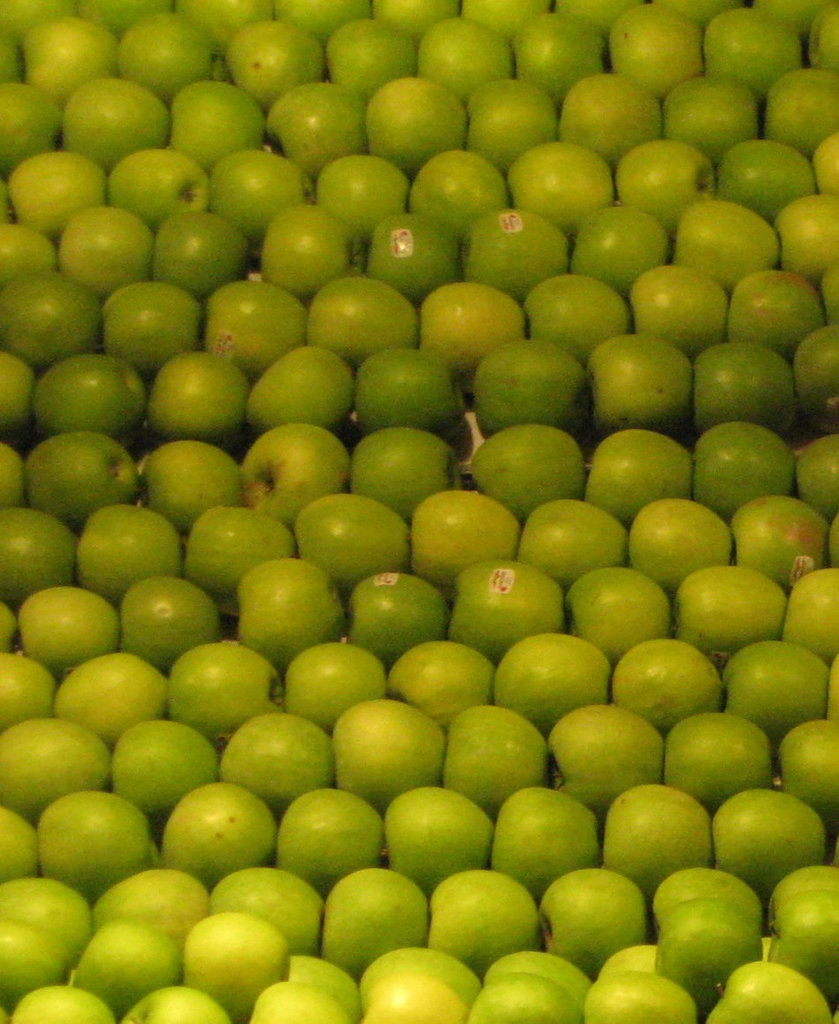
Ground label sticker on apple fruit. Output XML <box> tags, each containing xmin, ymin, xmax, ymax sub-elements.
<box><xmin>499</xmin><ymin>211</ymin><xmax>524</xmax><ymax>233</ymax></box>
<box><xmin>789</xmin><ymin>555</ymin><xmax>816</xmax><ymax>587</ymax></box>
<box><xmin>489</xmin><ymin>567</ymin><xmax>515</xmax><ymax>594</ymax></box>
<box><xmin>373</xmin><ymin>572</ymin><xmax>400</xmax><ymax>586</ymax></box>
<box><xmin>212</xmin><ymin>332</ymin><xmax>235</xmax><ymax>357</ymax></box>
<box><xmin>390</xmin><ymin>228</ymin><xmax>414</xmax><ymax>257</ymax></box>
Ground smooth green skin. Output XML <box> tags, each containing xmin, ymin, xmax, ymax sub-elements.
<box><xmin>283</xmin><ymin>641</ymin><xmax>387</xmax><ymax>733</ymax></box>
<box><xmin>331</xmin><ymin>698</ymin><xmax>445</xmax><ymax>814</ymax></box>
<box><xmin>211</xmin><ymin>868</ymin><xmax>323</xmax><ymax>959</ymax></box>
<box><xmin>268</xmin><ymin>81</ymin><xmax>366</xmax><ymax>181</ymax></box>
<box><xmin>0</xmin><ymin>717</ymin><xmax>110</xmax><ymax>822</ymax></box>
<box><xmin>565</xmin><ymin>566</ymin><xmax>672</xmax><ymax>668</ymax></box>
<box><xmin>37</xmin><ymin>790</ymin><xmax>155</xmax><ymax>903</ymax></box>
<box><xmin>169</xmin><ymin>79</ymin><xmax>265</xmax><ymax>171</ymax></box>
<box><xmin>540</xmin><ymin>868</ymin><xmax>648</xmax><ymax>980</ymax></box>
<box><xmin>261</xmin><ymin>203</ymin><xmax>355</xmax><ymax>304</ymax></box>
<box><xmin>765</xmin><ymin>66</ymin><xmax>839</xmax><ymax>157</ymax></box>
<box><xmin>663</xmin><ymin>711</ymin><xmax>774</xmax><ymax>814</ymax></box>
<box><xmin>372</xmin><ymin>0</ymin><xmax>458</xmax><ymax>38</ymax></box>
<box><xmin>571</xmin><ymin>207</ymin><xmax>670</xmax><ymax>299</ymax></box>
<box><xmin>0</xmin><ymin>221</ymin><xmax>57</xmax><ymax>287</ymax></box>
<box><xmin>152</xmin><ymin>210</ymin><xmax>249</xmax><ymax>302</ymax></box>
<box><xmin>769</xmin><ymin>888</ymin><xmax>839</xmax><ymax>1004</ymax></box>
<box><xmin>0</xmin><ymin>919</ymin><xmax>68</xmax><ymax>1008</ymax></box>
<box><xmin>22</xmin><ymin>15</ymin><xmax>118</xmax><ymax>106</ymax></box>
<box><xmin>585</xmin><ymin>429</ymin><xmax>692</xmax><ymax>527</ymax></box>
<box><xmin>484</xmin><ymin>950</ymin><xmax>591</xmax><ymax>1008</ymax></box>
<box><xmin>428</xmin><ymin>869</ymin><xmax>541</xmax><ymax>979</ymax></box>
<box><xmin>117</xmin><ymin>12</ymin><xmax>215</xmax><ymax>105</ymax></box>
<box><xmin>386</xmin><ymin>639</ymin><xmax>493</xmax><ymax>728</ymax></box>
<box><xmin>796</xmin><ymin>434</ymin><xmax>839</xmax><ymax>521</ymax></box>
<box><xmin>493</xmin><ymin>632</ymin><xmax>611</xmax><ymax>737</ymax></box>
<box><xmin>468</xmin><ymin>971</ymin><xmax>582</xmax><ymax>1024</ymax></box>
<box><xmin>288</xmin><ymin>955</ymin><xmax>361</xmax><ymax>1023</ymax></box>
<box><xmin>183</xmin><ymin>911</ymin><xmax>290</xmax><ymax>1024</ymax></box>
<box><xmin>704</xmin><ymin>6</ymin><xmax>802</xmax><ymax>99</ymax></box>
<box><xmin>77</xmin><ymin>0</ymin><xmax>173</xmax><ymax>38</ymax></box>
<box><xmin>274</xmin><ymin>0</ymin><xmax>371</xmax><ymax>41</ymax></box>
<box><xmin>364</xmin><ymin>211</ymin><xmax>462</xmax><ymax>306</ymax></box>
<box><xmin>225</xmin><ymin>19</ymin><xmax>324</xmax><ymax>111</ymax></box>
<box><xmin>598</xmin><ymin>945</ymin><xmax>658</xmax><ymax>975</ymax></box>
<box><xmin>202</xmin><ymin>279</ymin><xmax>306</xmax><ymax>382</ymax></box>
<box><xmin>713</xmin><ymin>788</ymin><xmax>827</xmax><ymax>905</ymax></box>
<box><xmin>782</xmin><ymin>567</ymin><xmax>839</xmax><ymax>664</ymax></box>
<box><xmin>583</xmin><ymin>969</ymin><xmax>698</xmax><ymax>1024</ymax></box>
<box><xmin>109</xmin><ymin>148</ymin><xmax>210</xmax><ymax>232</ymax></box>
<box><xmin>326</xmin><ymin>19</ymin><xmax>417</xmax><ymax>101</ymax></box>
<box><xmin>146</xmin><ymin>350</ymin><xmax>249</xmax><ymax>446</ymax></box>
<box><xmin>58</xmin><ymin>204</ymin><xmax>154</xmax><ymax>299</ymax></box>
<box><xmin>443</xmin><ymin>704</ymin><xmax>549</xmax><ymax>820</ymax></box>
<box><xmin>693</xmin><ymin>342</ymin><xmax>797</xmax><ymax>434</ymax></box>
<box><xmin>365</xmin><ymin>75</ymin><xmax>466</xmax><ymax>178</ymax></box>
<box><xmin>103</xmin><ymin>280</ymin><xmax>202</xmax><ymax>378</ymax></box>
<box><xmin>728</xmin><ymin>269</ymin><xmax>825</xmax><ymax>359</ymax></box>
<box><xmin>174</xmin><ymin>0</ymin><xmax>273</xmax><ymax>46</ymax></box>
<box><xmin>93</xmin><ymin>868</ymin><xmax>211</xmax><ymax>952</ymax></box>
<box><xmin>692</xmin><ymin>421</ymin><xmax>796</xmax><ymax>522</ymax></box>
<box><xmin>410</xmin><ymin>150</ymin><xmax>510</xmax><ymax>243</ymax></box>
<box><xmin>348</xmin><ymin>573</ymin><xmax>450</xmax><ymax>671</ymax></box>
<box><xmin>119</xmin><ymin>575</ymin><xmax>222</xmax><ymax>674</ymax></box>
<box><xmin>653</xmin><ymin>867</ymin><xmax>764</xmax><ymax>933</ymax></box>
<box><xmin>74</xmin><ymin>919</ymin><xmax>182</xmax><ymax>1019</ymax></box>
<box><xmin>508</xmin><ymin>141</ymin><xmax>615</xmax><ymax>235</ymax></box>
<box><xmin>611</xmin><ymin>638</ymin><xmax>723</xmax><ymax>734</ymax></box>
<box><xmin>119</xmin><ymin>984</ymin><xmax>232</xmax><ymax>1024</ymax></box>
<box><xmin>9</xmin><ymin>147</ymin><xmax>107</xmax><ymax>241</ymax></box>
<box><xmin>0</xmin><ymin>876</ymin><xmax>91</xmax><ymax>966</ymax></box>
<box><xmin>416</xmin><ymin>16</ymin><xmax>512</xmax><ymax>102</ymax></box>
<box><xmin>76</xmin><ymin>503</ymin><xmax>183</xmax><ymax>606</ymax></box>
<box><xmin>462</xmin><ymin>0</ymin><xmax>551</xmax><ymax>36</ymax></box>
<box><xmin>306</xmin><ymin>276</ymin><xmax>418</xmax><ymax>369</ymax></box>
<box><xmin>410</xmin><ymin>489</ymin><xmax>520</xmax><ymax>596</ymax></box>
<box><xmin>0</xmin><ymin>652</ymin><xmax>54</xmax><ymax>730</ymax></box>
<box><xmin>111</xmin><ymin>719</ymin><xmax>219</xmax><ymax>820</ymax></box>
<box><xmin>384</xmin><ymin>786</ymin><xmax>493</xmax><ymax>896</ymax></box>
<box><xmin>628</xmin><ymin>498</ymin><xmax>732</xmax><ymax>595</ymax></box>
<box><xmin>360</xmin><ymin>948</ymin><xmax>480</xmax><ymax>1012</ymax></box>
<box><xmin>717</xmin><ymin>138</ymin><xmax>816</xmax><ymax>222</ymax></box>
<box><xmin>363</xmin><ymin>972</ymin><xmax>467</xmax><ymax>1024</ymax></box>
<box><xmin>770</xmin><ymin>865</ymin><xmax>839</xmax><ymax>920</ymax></box>
<box><xmin>602</xmin><ymin>783</ymin><xmax>713</xmax><ymax>902</ymax></box>
<box><xmin>275</xmin><ymin>788</ymin><xmax>384</xmax><ymax>898</ymax></box>
<box><xmin>350</xmin><ymin>427</ymin><xmax>459</xmax><ymax>522</ymax></box>
<box><xmin>723</xmin><ymin>639</ymin><xmax>829</xmax><ymax>748</ymax></box>
<box><xmin>793</xmin><ymin>325</ymin><xmax>839</xmax><ymax>433</ymax></box>
<box><xmin>167</xmin><ymin>641</ymin><xmax>278</xmax><ymax>745</ymax></box>
<box><xmin>470</xmin><ymin>424</ymin><xmax>584</xmax><ymax>521</ymax></box>
<box><xmin>316</xmin><ymin>153</ymin><xmax>410</xmax><ymax>245</ymax></box>
<box><xmin>247</xmin><ymin>345</ymin><xmax>353</xmax><ymax>434</ymax></box>
<box><xmin>0</xmin><ymin>81</ymin><xmax>61</xmax><ymax>177</ymax></box>
<box><xmin>0</xmin><ymin>805</ymin><xmax>38</xmax><ymax>883</ymax></box>
<box><xmin>161</xmin><ymin>782</ymin><xmax>277</xmax><ymax>890</ymax></box>
<box><xmin>655</xmin><ymin>897</ymin><xmax>763</xmax><ymax>1017</ymax></box>
<box><xmin>13</xmin><ymin>984</ymin><xmax>115</xmax><ymax>1024</ymax></box>
<box><xmin>472</xmin><ymin>339</ymin><xmax>587</xmax><ymax>437</ymax></box>
<box><xmin>0</xmin><ymin>507</ymin><xmax>77</xmax><ymax>608</ymax></box>
<box><xmin>525</xmin><ymin>273</ymin><xmax>629</xmax><ymax>365</ymax></box>
<box><xmin>219</xmin><ymin>711</ymin><xmax>334</xmax><ymax>816</ymax></box>
<box><xmin>704</xmin><ymin>960</ymin><xmax>833</xmax><ymax>1024</ymax></box>
<box><xmin>609</xmin><ymin>2</ymin><xmax>702</xmax><ymax>96</ymax></box>
<box><xmin>663</xmin><ymin>75</ymin><xmax>758</xmax><ymax>163</ymax></box>
<box><xmin>448</xmin><ymin>558</ymin><xmax>565</xmax><ymax>665</ymax></box>
<box><xmin>813</xmin><ymin>130</ymin><xmax>839</xmax><ymax>192</ymax></box>
<box><xmin>250</xmin><ymin>981</ymin><xmax>351</xmax><ymax>1024</ymax></box>
<box><xmin>616</xmin><ymin>140</ymin><xmax>713</xmax><ymax>237</ymax></box>
<box><xmin>490</xmin><ymin>786</ymin><xmax>600</xmax><ymax>901</ymax></box>
<box><xmin>0</xmin><ymin>351</ymin><xmax>35</xmax><ymax>442</ymax></box>
<box><xmin>17</xmin><ymin>585</ymin><xmax>119</xmax><ymax>679</ymax></box>
<box><xmin>52</xmin><ymin>650</ymin><xmax>170</xmax><ymax>747</ymax></box>
<box><xmin>510</xmin><ymin>12</ymin><xmax>605</xmax><ymax>106</ymax></box>
<box><xmin>518</xmin><ymin>498</ymin><xmax>628</xmax><ymax>591</ymax></box>
<box><xmin>466</xmin><ymin>78</ymin><xmax>557</xmax><ymax>174</ymax></box>
<box><xmin>780</xmin><ymin>719</ymin><xmax>839</xmax><ymax>834</ymax></box>
<box><xmin>321</xmin><ymin>867</ymin><xmax>429</xmax><ymax>981</ymax></box>
<box><xmin>548</xmin><ymin>703</ymin><xmax>664</xmax><ymax>823</ymax></box>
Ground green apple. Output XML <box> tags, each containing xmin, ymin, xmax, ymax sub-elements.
<box><xmin>287</xmin><ymin>956</ymin><xmax>358</xmax><ymax>1018</ymax></box>
<box><xmin>108</xmin><ymin>148</ymin><xmax>209</xmax><ymax>231</ymax></box>
<box><xmin>616</xmin><ymin>140</ymin><xmax>714</xmax><ymax>238</ymax></box>
<box><xmin>704</xmin><ymin>6</ymin><xmax>802</xmax><ymax>99</ymax></box>
<box><xmin>779</xmin><ymin>719</ymin><xmax>839</xmax><ymax>834</ymax></box>
<box><xmin>465</xmin><ymin>77</ymin><xmax>557</xmax><ymax>174</ymax></box>
<box><xmin>539</xmin><ymin>867</ymin><xmax>648</xmax><ymax>979</ymax></box>
<box><xmin>219</xmin><ymin>710</ymin><xmax>334</xmax><ymax>816</ymax></box>
<box><xmin>249</xmin><ymin>980</ymin><xmax>351</xmax><ymax>1024</ymax></box>
<box><xmin>609</xmin><ymin>2</ymin><xmax>703</xmax><ymax>96</ymax></box>
<box><xmin>8</xmin><ymin>149</ymin><xmax>106</xmax><ymax>243</ymax></box>
<box><xmin>325</xmin><ymin>17</ymin><xmax>417</xmax><ymax>100</ymax></box>
<box><xmin>119</xmin><ymin>985</ymin><xmax>233</xmax><ymax>1024</ymax></box>
<box><xmin>9</xmin><ymin>984</ymin><xmax>115</xmax><ymax>1024</ymax></box>
<box><xmin>0</xmin><ymin>875</ymin><xmax>92</xmax><ymax>966</ymax></box>
<box><xmin>768</xmin><ymin>887</ymin><xmax>839</xmax><ymax>1006</ymax></box>
<box><xmin>490</xmin><ymin>786</ymin><xmax>599</xmax><ymax>901</ymax></box>
<box><xmin>76</xmin><ymin>503</ymin><xmax>183</xmax><ymax>605</ymax></box>
<box><xmin>717</xmin><ymin>138</ymin><xmax>816</xmax><ymax>223</ymax></box>
<box><xmin>116</xmin><ymin>12</ymin><xmax>216</xmax><ymax>104</ymax></box>
<box><xmin>662</xmin><ymin>75</ymin><xmax>759</xmax><ymax>164</ymax></box>
<box><xmin>161</xmin><ymin>781</ymin><xmax>277</xmax><ymax>889</ymax></box>
<box><xmin>331</xmin><ymin>697</ymin><xmax>445</xmax><ymax>813</ymax></box>
<box><xmin>782</xmin><ymin>567</ymin><xmax>839</xmax><ymax>663</ymax></box>
<box><xmin>483</xmin><ymin>949</ymin><xmax>591</xmax><ymax>1008</ymax></box>
<box><xmin>347</xmin><ymin>573</ymin><xmax>450</xmax><ymax>669</ymax></box>
<box><xmin>37</xmin><ymin>789</ymin><xmax>155</xmax><ymax>902</ymax></box>
<box><xmin>713</xmin><ymin>787</ymin><xmax>827</xmax><ymax>904</ymax></box>
<box><xmin>0</xmin><ymin>506</ymin><xmax>77</xmax><ymax>608</ymax></box>
<box><xmin>793</xmin><ymin>324</ymin><xmax>839</xmax><ymax>433</ymax></box>
<box><xmin>174</xmin><ymin>0</ymin><xmax>273</xmax><ymax>45</ymax></box>
<box><xmin>796</xmin><ymin>434</ymin><xmax>839</xmax><ymax>520</ymax></box>
<box><xmin>0</xmin><ymin>441</ymin><xmax>23</xmax><ymax>507</ymax></box>
<box><xmin>384</xmin><ymin>786</ymin><xmax>493</xmax><ymax>896</ymax></box>
<box><xmin>466</xmin><ymin>971</ymin><xmax>581</xmax><ymax>1024</ymax></box>
<box><xmin>776</xmin><ymin>194</ymin><xmax>839</xmax><ymax>283</ymax></box>
<box><xmin>316</xmin><ymin>153</ymin><xmax>410</xmax><ymax>245</ymax></box>
<box><xmin>0</xmin><ymin>805</ymin><xmax>37</xmax><ymax>882</ymax></box>
<box><xmin>371</xmin><ymin>0</ymin><xmax>458</xmax><ymax>38</ymax></box>
<box><xmin>0</xmin><ymin>222</ymin><xmax>58</xmax><ymax>287</ymax></box>
<box><xmin>510</xmin><ymin>10</ymin><xmax>605</xmax><ymax>107</ymax></box>
<box><xmin>360</xmin><ymin>947</ymin><xmax>481</xmax><ymax>1012</ymax></box>
<box><xmin>583</xmin><ymin>969</ymin><xmax>698</xmax><ymax>1024</ymax></box>
<box><xmin>0</xmin><ymin>350</ymin><xmax>34</xmax><ymax>442</ymax></box>
<box><xmin>224</xmin><ymin>18</ymin><xmax>323</xmax><ymax>110</ymax></box>
<box><xmin>572</xmin><ymin>206</ymin><xmax>670</xmax><ymax>299</ymax></box>
<box><xmin>237</xmin><ymin>556</ymin><xmax>345</xmax><ymax>672</ymax></box>
<box><xmin>812</xmin><ymin>128</ymin><xmax>839</xmax><ymax>192</ymax></box>
<box><xmin>321</xmin><ymin>867</ymin><xmax>429</xmax><ymax>980</ymax></box>
<box><xmin>362</xmin><ymin>970</ymin><xmax>468</xmax><ymax>1024</ymax></box>
<box><xmin>16</xmin><ymin>584</ymin><xmax>118</xmax><ymax>678</ymax></box>
<box><xmin>409</xmin><ymin>149</ymin><xmax>510</xmax><ymax>242</ymax></box>
<box><xmin>22</xmin><ymin>14</ymin><xmax>118</xmax><ymax>105</ymax></box>
<box><xmin>0</xmin><ymin>652</ymin><xmax>55</xmax><ymax>730</ymax></box>
<box><xmin>704</xmin><ymin>959</ymin><xmax>833</xmax><ymax>1023</ymax></box>
<box><xmin>74</xmin><ymin>919</ymin><xmax>182</xmax><ymax>1019</ymax></box>
<box><xmin>0</xmin><ymin>80</ymin><xmax>61</xmax><ymax>177</ymax></box>
<box><xmin>142</xmin><ymin>439</ymin><xmax>244</xmax><ymax>533</ymax></box>
<box><xmin>653</xmin><ymin>866</ymin><xmax>764</xmax><ymax>932</ymax></box>
<box><xmin>386</xmin><ymin>639</ymin><xmax>493</xmax><ymax>728</ymax></box>
<box><xmin>548</xmin><ymin>703</ymin><xmax>664</xmax><ymax>822</ymax></box>
<box><xmin>283</xmin><ymin>641</ymin><xmax>387</xmax><ymax>733</ymax></box>
<box><xmin>416</xmin><ymin>16</ymin><xmax>512</xmax><ymax>102</ymax></box>
<box><xmin>167</xmin><ymin>640</ymin><xmax>278</xmax><ymax>745</ymax></box>
<box><xmin>152</xmin><ymin>209</ymin><xmax>249</xmax><ymax>301</ymax></box>
<box><xmin>57</xmin><ymin>203</ymin><xmax>154</xmax><ymax>298</ymax></box>
<box><xmin>663</xmin><ymin>711</ymin><xmax>774</xmax><ymax>813</ymax></box>
<box><xmin>111</xmin><ymin>719</ymin><xmax>219</xmax><ymax>821</ymax></box>
<box><xmin>442</xmin><ymin>704</ymin><xmax>549</xmax><ymax>820</ymax></box>
<box><xmin>169</xmin><ymin>79</ymin><xmax>265</xmax><ymax>170</ymax></box>
<box><xmin>211</xmin><ymin>867</ymin><xmax>323</xmax><ymax>959</ymax></box>
<box><xmin>770</xmin><ymin>865</ymin><xmax>839</xmax><ymax>918</ymax></box>
<box><xmin>731</xmin><ymin>495</ymin><xmax>829</xmax><ymax>590</ymax></box>
<box><xmin>365</xmin><ymin>211</ymin><xmax>462</xmax><ymax>306</ymax></box>
<box><xmin>275</xmin><ymin>787</ymin><xmax>384</xmax><ymax>898</ymax></box>
<box><xmin>764</xmin><ymin>66</ymin><xmax>839</xmax><ymax>156</ymax></box>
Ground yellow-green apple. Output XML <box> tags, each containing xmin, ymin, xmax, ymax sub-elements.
<box><xmin>0</xmin><ymin>652</ymin><xmax>54</xmax><ymax>730</ymax></box>
<box><xmin>704</xmin><ymin>6</ymin><xmax>802</xmax><ymax>99</ymax></box>
<box><xmin>371</xmin><ymin>0</ymin><xmax>459</xmax><ymax>38</ymax></box>
<box><xmin>793</xmin><ymin>324</ymin><xmax>839</xmax><ymax>433</ymax></box>
<box><xmin>365</xmin><ymin>210</ymin><xmax>461</xmax><ymax>305</ymax></box>
<box><xmin>416</xmin><ymin>16</ymin><xmax>512</xmax><ymax>102</ymax></box>
<box><xmin>483</xmin><ymin>949</ymin><xmax>591</xmax><ymax>1009</ymax></box>
<box><xmin>7</xmin><ymin>983</ymin><xmax>114</xmax><ymax>1024</ymax></box>
<box><xmin>360</xmin><ymin>946</ymin><xmax>481</xmax><ymax>1013</ymax></box>
<box><xmin>152</xmin><ymin>209</ymin><xmax>249</xmax><ymax>301</ymax></box>
<box><xmin>224</xmin><ymin>18</ymin><xmax>324</xmax><ymax>110</ymax></box>
<box><xmin>511</xmin><ymin>10</ymin><xmax>606</xmax><ymax>107</ymax></box>
<box><xmin>693</xmin><ymin>341</ymin><xmax>796</xmax><ymax>434</ymax></box>
<box><xmin>465</xmin><ymin>78</ymin><xmax>557</xmax><ymax>173</ymax></box>
<box><xmin>385</xmin><ymin>639</ymin><xmax>493</xmax><ymax>728</ymax></box>
<box><xmin>662</xmin><ymin>76</ymin><xmax>759</xmax><ymax>164</ymax></box>
<box><xmin>57</xmin><ymin>203</ymin><xmax>154</xmax><ymax>298</ymax></box>
<box><xmin>362</xmin><ymin>970</ymin><xmax>468</xmax><ymax>1024</ymax></box>
<box><xmin>169</xmin><ymin>79</ymin><xmax>265</xmax><ymax>170</ymax></box>
<box><xmin>249</xmin><ymin>980</ymin><xmax>352</xmax><ymax>1024</ymax></box>
<box><xmin>325</xmin><ymin>17</ymin><xmax>417</xmax><ymax>100</ymax></box>
<box><xmin>768</xmin><ymin>887</ymin><xmax>839</xmax><ymax>1006</ymax></box>
<box><xmin>730</xmin><ymin>259</ymin><xmax>827</xmax><ymax>356</ymax></box>
<box><xmin>0</xmin><ymin>805</ymin><xmax>37</xmax><ymax>882</ymax></box>
<box><xmin>0</xmin><ymin>506</ymin><xmax>77</xmax><ymax>608</ymax></box>
<box><xmin>782</xmin><ymin>566</ymin><xmax>839</xmax><ymax>663</ymax></box>
<box><xmin>410</xmin><ymin>150</ymin><xmax>510</xmax><ymax>243</ymax></box>
<box><xmin>466</xmin><ymin>971</ymin><xmax>581</xmax><ymax>1024</ymax></box>
<box><xmin>764</xmin><ymin>66</ymin><xmax>839</xmax><ymax>156</ymax></box>
<box><xmin>812</xmin><ymin>128</ymin><xmax>839</xmax><ymax>192</ymax></box>
<box><xmin>571</xmin><ymin>206</ymin><xmax>670</xmax><ymax>298</ymax></box>
<box><xmin>22</xmin><ymin>14</ymin><xmax>118</xmax><ymax>105</ymax></box>
<box><xmin>0</xmin><ymin>875</ymin><xmax>92</xmax><ymax>967</ymax></box>
<box><xmin>653</xmin><ymin>865</ymin><xmax>764</xmax><ymax>933</ymax></box>
<box><xmin>119</xmin><ymin>985</ymin><xmax>233</xmax><ymax>1024</ymax></box>
<box><xmin>8</xmin><ymin>148</ymin><xmax>106</xmax><ymax>242</ymax></box>
<box><xmin>776</xmin><ymin>194</ymin><xmax>839</xmax><ymax>283</ymax></box>
<box><xmin>779</xmin><ymin>719</ymin><xmax>839</xmax><ymax>839</ymax></box>
<box><xmin>796</xmin><ymin>435</ymin><xmax>839</xmax><ymax>520</ymax></box>
<box><xmin>582</xmin><ymin>970</ymin><xmax>698</xmax><ymax>1024</ymax></box>
<box><xmin>704</xmin><ymin>959</ymin><xmax>833</xmax><ymax>1023</ymax></box>
<box><xmin>0</xmin><ymin>81</ymin><xmax>61</xmax><ymax>177</ymax></box>
<box><xmin>717</xmin><ymin>138</ymin><xmax>816</xmax><ymax>222</ymax></box>
<box><xmin>316</xmin><ymin>153</ymin><xmax>410</xmax><ymax>245</ymax></box>
<box><xmin>731</xmin><ymin>495</ymin><xmax>828</xmax><ymax>589</ymax></box>
<box><xmin>116</xmin><ymin>11</ymin><xmax>216</xmax><ymax>104</ymax></box>
<box><xmin>173</xmin><ymin>0</ymin><xmax>272</xmax><ymax>46</ymax></box>
<box><xmin>609</xmin><ymin>2</ymin><xmax>703</xmax><ymax>95</ymax></box>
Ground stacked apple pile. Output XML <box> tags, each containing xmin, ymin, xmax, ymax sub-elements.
<box><xmin>4</xmin><ymin>0</ymin><xmax>839</xmax><ymax>1021</ymax></box>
